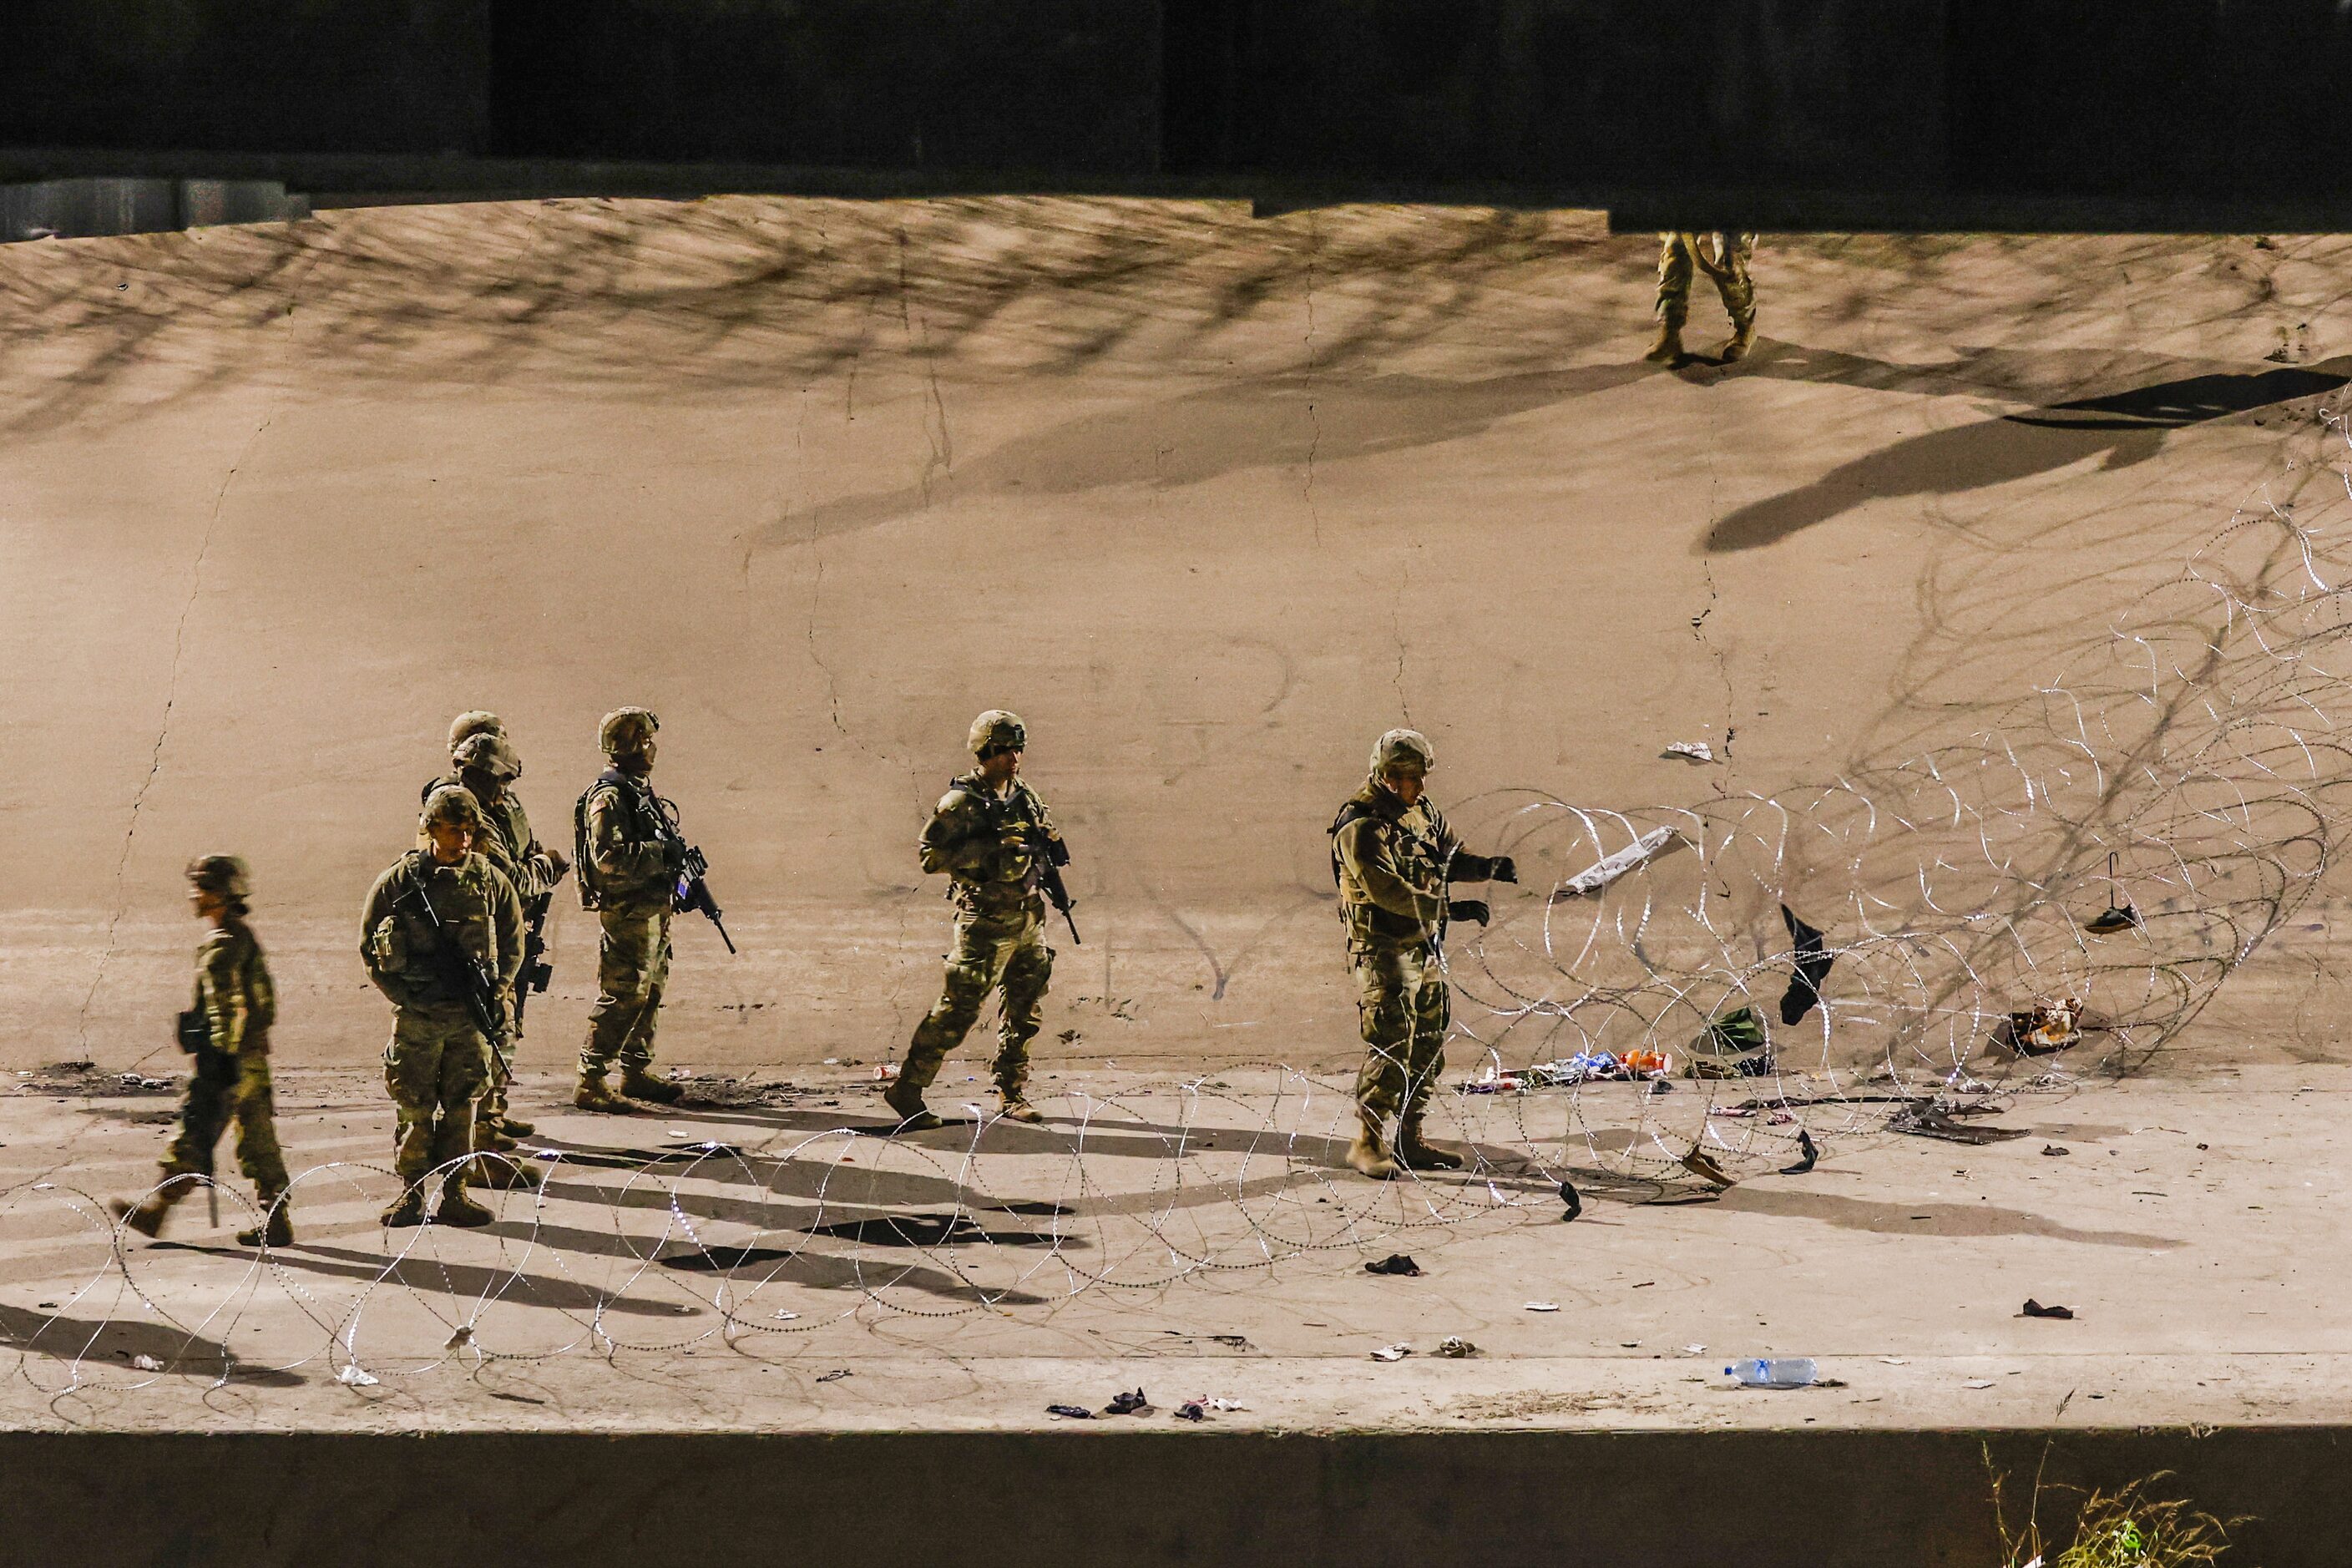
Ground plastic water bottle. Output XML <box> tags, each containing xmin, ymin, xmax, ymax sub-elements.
<box><xmin>1726</xmin><ymin>1358</ymin><xmax>1818</xmax><ymax>1388</ymax></box>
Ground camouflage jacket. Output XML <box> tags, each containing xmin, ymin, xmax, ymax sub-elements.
<box><xmin>194</xmin><ymin>920</ymin><xmax>275</xmax><ymax>1056</ymax></box>
<box><xmin>1330</xmin><ymin>779</ymin><xmax>1458</xmax><ymax>950</ymax></box>
<box><xmin>576</xmin><ymin>769</ymin><xmax>679</xmax><ymax>915</ymax></box>
<box><xmin>920</xmin><ymin>772</ymin><xmax>1061</xmax><ymax>914</ymax></box>
<box><xmin>360</xmin><ymin>849</ymin><xmax>524</xmax><ymax>1015</ymax></box>
<box><xmin>421</xmin><ymin>774</ymin><xmax>564</xmax><ymax>903</ymax></box>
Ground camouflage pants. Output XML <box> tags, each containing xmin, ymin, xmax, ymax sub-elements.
<box><xmin>1656</xmin><ymin>231</ymin><xmax>1757</xmax><ymax>336</ymax></box>
<box><xmin>161</xmin><ymin>1049</ymin><xmax>289</xmax><ymax>1198</ymax></box>
<box><xmin>899</xmin><ymin>901</ymin><xmax>1053</xmax><ymax>1096</ymax></box>
<box><xmin>1351</xmin><ymin>941</ymin><xmax>1450</xmax><ymax>1127</ymax></box>
<box><xmin>385</xmin><ymin>1008</ymin><xmax>489</xmax><ymax>1185</ymax></box>
<box><xmin>473</xmin><ymin>1013</ymin><xmax>515</xmax><ymax>1146</ymax></box>
<box><xmin>581</xmin><ymin>907</ymin><xmax>671</xmax><ymax>1076</ymax></box>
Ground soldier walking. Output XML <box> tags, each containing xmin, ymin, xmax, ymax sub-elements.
<box><xmin>1646</xmin><ymin>231</ymin><xmax>1758</xmax><ymax>366</ymax></box>
<box><xmin>423</xmin><ymin>715</ymin><xmax>569</xmax><ymax>1179</ymax></box>
<box><xmin>360</xmin><ymin>786</ymin><xmax>523</xmax><ymax>1227</ymax></box>
<box><xmin>111</xmin><ymin>857</ymin><xmax>294</xmax><ymax>1247</ymax></box>
<box><xmin>573</xmin><ymin>707</ymin><xmax>693</xmax><ymax>1111</ymax></box>
<box><xmin>883</xmin><ymin>711</ymin><xmax>1063</xmax><ymax>1131</ymax></box>
<box><xmin>1328</xmin><ymin>730</ymin><xmax>1515</xmax><ymax>1179</ymax></box>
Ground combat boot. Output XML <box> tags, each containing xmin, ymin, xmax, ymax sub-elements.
<box><xmin>1345</xmin><ymin>1108</ymin><xmax>1403</xmax><ymax>1181</ymax></box>
<box><xmin>435</xmin><ymin>1181</ymin><xmax>495</xmax><ymax>1228</ymax></box>
<box><xmin>470</xmin><ymin>1152</ymin><xmax>543</xmax><ymax>1191</ymax></box>
<box><xmin>235</xmin><ymin>1196</ymin><xmax>294</xmax><ymax>1248</ymax></box>
<box><xmin>381</xmin><ymin>1187</ymin><xmax>427</xmax><ymax>1227</ymax></box>
<box><xmin>883</xmin><ymin>1079</ymin><xmax>944</xmax><ymax>1134</ymax></box>
<box><xmin>1396</xmin><ymin>1116</ymin><xmax>1464</xmax><ymax>1171</ymax></box>
<box><xmin>1720</xmin><ymin>310</ymin><xmax>1757</xmax><ymax>364</ymax></box>
<box><xmin>1644</xmin><ymin>325</ymin><xmax>1686</xmax><ymax>365</ymax></box>
<box><xmin>620</xmin><ymin>1068</ymin><xmax>683</xmax><ymax>1105</ymax></box>
<box><xmin>574</xmin><ymin>1072</ymin><xmax>631</xmax><ymax>1113</ymax></box>
<box><xmin>498</xmin><ymin>1115</ymin><xmax>537</xmax><ymax>1138</ymax></box>
<box><xmin>109</xmin><ymin>1196</ymin><xmax>172</xmax><ymax>1239</ymax></box>
<box><xmin>996</xmin><ymin>1077</ymin><xmax>1045</xmax><ymax>1124</ymax></box>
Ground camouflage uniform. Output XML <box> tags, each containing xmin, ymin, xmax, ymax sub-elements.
<box><xmin>1654</xmin><ymin>232</ymin><xmax>1758</xmax><ymax>358</ymax></box>
<box><xmin>896</xmin><ymin>771</ymin><xmax>1060</xmax><ymax>1103</ymax></box>
<box><xmin>575</xmin><ymin>767</ymin><xmax>679</xmax><ymax>1081</ymax></box>
<box><xmin>361</xmin><ymin>847</ymin><xmax>524</xmax><ymax>1196</ymax></box>
<box><xmin>163</xmin><ymin>919</ymin><xmax>290</xmax><ymax>1200</ymax></box>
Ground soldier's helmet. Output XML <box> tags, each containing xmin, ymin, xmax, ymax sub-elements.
<box><xmin>185</xmin><ymin>854</ymin><xmax>250</xmax><ymax>901</ymax></box>
<box><xmin>1369</xmin><ymin>728</ymin><xmax>1435</xmax><ymax>776</ymax></box>
<box><xmin>448</xmin><ymin>711</ymin><xmax>505</xmax><ymax>751</ymax></box>
<box><xmin>420</xmin><ymin>783</ymin><xmax>483</xmax><ymax>830</ymax></box>
<box><xmin>599</xmin><ymin>706</ymin><xmax>660</xmax><ymax>757</ymax></box>
<box><xmin>968</xmin><ymin>710</ymin><xmax>1027</xmax><ymax>756</ymax></box>
<box><xmin>452</xmin><ymin>731</ymin><xmax>523</xmax><ymax>782</ymax></box>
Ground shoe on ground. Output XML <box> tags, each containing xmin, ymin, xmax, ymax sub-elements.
<box><xmin>109</xmin><ymin>1197</ymin><xmax>168</xmax><ymax>1239</ymax></box>
<box><xmin>1345</xmin><ymin>1131</ymin><xmax>1403</xmax><ymax>1181</ymax></box>
<box><xmin>235</xmin><ymin>1205</ymin><xmax>294</xmax><ymax>1248</ymax></box>
<box><xmin>435</xmin><ymin>1189</ymin><xmax>495</xmax><ymax>1228</ymax></box>
<box><xmin>619</xmin><ymin>1069</ymin><xmax>683</xmax><ymax>1105</ymax></box>
<box><xmin>381</xmin><ymin>1192</ymin><xmax>427</xmax><ymax>1228</ymax></box>
<box><xmin>574</xmin><ymin>1075</ymin><xmax>631</xmax><ymax>1113</ymax></box>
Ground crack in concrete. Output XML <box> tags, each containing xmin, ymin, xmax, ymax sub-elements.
<box><xmin>76</xmin><ymin>415</ymin><xmax>272</xmax><ymax>1053</ymax></box>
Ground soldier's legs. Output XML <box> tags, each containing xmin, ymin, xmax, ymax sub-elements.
<box><xmin>226</xmin><ymin>1053</ymin><xmax>295</xmax><ymax>1244</ymax></box>
<box><xmin>119</xmin><ymin>1060</ymin><xmax>230</xmax><ymax>1232</ymax></box>
<box><xmin>582</xmin><ymin>909</ymin><xmax>665</xmax><ymax>1079</ymax></box>
<box><xmin>898</xmin><ymin>912</ymin><xmax>1017</xmax><ymax>1095</ymax></box>
<box><xmin>1708</xmin><ymin>232</ymin><xmax>1758</xmax><ymax>357</ymax></box>
<box><xmin>1348</xmin><ymin>946</ymin><xmax>1418</xmax><ymax>1177</ymax></box>
<box><xmin>429</xmin><ymin>1026</ymin><xmax>493</xmax><ymax>1225</ymax></box>
<box><xmin>1396</xmin><ymin>969</ymin><xmax>1462</xmax><ymax>1170</ymax></box>
<box><xmin>990</xmin><ymin>913</ymin><xmax>1053</xmax><ymax>1105</ymax></box>
<box><xmin>1648</xmin><ymin>233</ymin><xmax>1695</xmax><ymax>360</ymax></box>
<box><xmin>616</xmin><ymin>914</ymin><xmax>673</xmax><ymax>1089</ymax></box>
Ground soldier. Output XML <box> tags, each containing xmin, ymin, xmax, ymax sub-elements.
<box><xmin>883</xmin><ymin>711</ymin><xmax>1061</xmax><ymax>1131</ymax></box>
<box><xmin>573</xmin><ymin>707</ymin><xmax>691</xmax><ymax>1111</ymax></box>
<box><xmin>110</xmin><ymin>857</ymin><xmax>293</xmax><ymax>1247</ymax></box>
<box><xmin>422</xmin><ymin>721</ymin><xmax>569</xmax><ymax>1176</ymax></box>
<box><xmin>1329</xmin><ymin>730</ymin><xmax>1516</xmax><ymax>1179</ymax></box>
<box><xmin>360</xmin><ymin>785</ymin><xmax>524</xmax><ymax>1227</ymax></box>
<box><xmin>1645</xmin><ymin>231</ymin><xmax>1758</xmax><ymax>367</ymax></box>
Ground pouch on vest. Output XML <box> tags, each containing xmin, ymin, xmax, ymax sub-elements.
<box><xmin>175</xmin><ymin>1009</ymin><xmax>210</xmax><ymax>1055</ymax></box>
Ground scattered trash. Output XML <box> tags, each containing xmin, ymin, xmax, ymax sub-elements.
<box><xmin>1557</xmin><ymin>826</ymin><xmax>1681</xmax><ymax>898</ymax></box>
<box><xmin>1778</xmin><ymin>905</ymin><xmax>1834</xmax><ymax>1025</ymax></box>
<box><xmin>1993</xmin><ymin>998</ymin><xmax>2084</xmax><ymax>1056</ymax></box>
<box><xmin>117</xmin><ymin>1074</ymin><xmax>171</xmax><ymax>1091</ymax></box>
<box><xmin>1965</xmin><ymin>1380</ymin><xmax>1995</xmax><ymax>1390</ymax></box>
<box><xmin>1364</xmin><ymin>1253</ymin><xmax>1423</xmax><ymax>1277</ymax></box>
<box><xmin>2021</xmin><ymin>1299</ymin><xmax>2076</xmax><ymax>1320</ymax></box>
<box><xmin>1370</xmin><ymin>1343</ymin><xmax>1413</xmax><ymax>1362</ymax></box>
<box><xmin>1686</xmin><ymin>1006</ymin><xmax>1773</xmax><ymax>1079</ymax></box>
<box><xmin>2041</xmin><ymin>1145</ymin><xmax>2071</xmax><ymax>1157</ymax></box>
<box><xmin>1200</xmin><ymin>1397</ymin><xmax>1247</xmax><ymax>1412</ymax></box>
<box><xmin>1175</xmin><ymin>1403</ymin><xmax>1206</xmax><ymax>1422</ymax></box>
<box><xmin>1664</xmin><ymin>741</ymin><xmax>1714</xmax><ymax>763</ymax></box>
<box><xmin>444</xmin><ymin>1325</ymin><xmax>474</xmax><ymax>1351</ymax></box>
<box><xmin>1726</xmin><ymin>1358</ymin><xmax>1818</xmax><ymax>1388</ymax></box>
<box><xmin>1680</xmin><ymin>1148</ymin><xmax>1736</xmax><ymax>1188</ymax></box>
<box><xmin>1681</xmin><ymin>1344</ymin><xmax>1707</xmax><ymax>1355</ymax></box>
<box><xmin>1779</xmin><ymin>1129</ymin><xmax>1819</xmax><ymax>1175</ymax></box>
<box><xmin>816</xmin><ymin>1368</ymin><xmax>852</xmax><ymax>1383</ymax></box>
<box><xmin>1647</xmin><ymin>1078</ymin><xmax>1673</xmax><ymax>1095</ymax></box>
<box><xmin>1559</xmin><ymin>1179</ymin><xmax>1582</xmax><ymax>1222</ymax></box>
<box><xmin>873</xmin><ymin>1064</ymin><xmax>898</xmax><ymax>1080</ymax></box>
<box><xmin>2085</xmin><ymin>852</ymin><xmax>2141</xmax><ymax>935</ymax></box>
<box><xmin>1103</xmin><ymin>1388</ymin><xmax>1151</xmax><ymax>1415</ymax></box>
<box><xmin>336</xmin><ymin>1364</ymin><xmax>380</xmax><ymax>1388</ymax></box>
<box><xmin>129</xmin><ymin>1354</ymin><xmax>163</xmax><ymax>1372</ymax></box>
<box><xmin>772</xmin><ymin>1311</ymin><xmax>800</xmax><ymax>1321</ymax></box>
<box><xmin>1047</xmin><ymin>1404</ymin><xmax>1096</xmax><ymax>1419</ymax></box>
<box><xmin>1435</xmin><ymin>1337</ymin><xmax>1479</xmax><ymax>1358</ymax></box>
<box><xmin>1524</xmin><ymin>1302</ymin><xmax>1561</xmax><ymax>1313</ymax></box>
<box><xmin>1463</xmin><ymin>1050</ymin><xmax>1676</xmax><ymax>1095</ymax></box>
<box><xmin>1890</xmin><ymin>1105</ymin><xmax>2029</xmax><ymax>1145</ymax></box>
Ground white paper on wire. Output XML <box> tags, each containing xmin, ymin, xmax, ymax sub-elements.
<box><xmin>1559</xmin><ymin>826</ymin><xmax>1681</xmax><ymax>896</ymax></box>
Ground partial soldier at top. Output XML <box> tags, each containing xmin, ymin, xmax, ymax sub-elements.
<box><xmin>1329</xmin><ymin>729</ymin><xmax>1516</xmax><ymax>1179</ymax></box>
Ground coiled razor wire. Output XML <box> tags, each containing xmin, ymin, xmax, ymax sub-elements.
<box><xmin>10</xmin><ymin>390</ymin><xmax>2352</xmax><ymax>1392</ymax></box>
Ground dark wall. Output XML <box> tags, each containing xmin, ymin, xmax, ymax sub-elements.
<box><xmin>492</xmin><ymin>0</ymin><xmax>1161</xmax><ymax>171</ymax></box>
<box><xmin>3</xmin><ymin>0</ymin><xmax>492</xmax><ymax>155</ymax></box>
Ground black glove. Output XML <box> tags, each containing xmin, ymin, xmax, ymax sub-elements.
<box><xmin>1446</xmin><ymin>900</ymin><xmax>1490</xmax><ymax>927</ymax></box>
<box><xmin>1489</xmin><ymin>855</ymin><xmax>1517</xmax><ymax>885</ymax></box>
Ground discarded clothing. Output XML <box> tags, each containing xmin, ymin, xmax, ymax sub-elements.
<box><xmin>1047</xmin><ymin>1404</ymin><xmax>1096</xmax><ymax>1419</ymax></box>
<box><xmin>1103</xmin><ymin>1388</ymin><xmax>1151</xmax><ymax>1415</ymax></box>
<box><xmin>1558</xmin><ymin>827</ymin><xmax>1680</xmax><ymax>897</ymax></box>
<box><xmin>1435</xmin><ymin>1337</ymin><xmax>1479</xmax><ymax>1358</ymax></box>
<box><xmin>1889</xmin><ymin>1105</ymin><xmax>2030</xmax><ymax>1145</ymax></box>
<box><xmin>2021</xmin><ymin>1299</ymin><xmax>2076</xmax><ymax>1320</ymax></box>
<box><xmin>1370</xmin><ymin>1343</ymin><xmax>1413</xmax><ymax>1362</ymax></box>
<box><xmin>1778</xmin><ymin>905</ymin><xmax>1833</xmax><ymax>1026</ymax></box>
<box><xmin>1993</xmin><ymin>998</ymin><xmax>2083</xmax><ymax>1055</ymax></box>
<box><xmin>1664</xmin><ymin>741</ymin><xmax>1714</xmax><ymax>763</ymax></box>
<box><xmin>1364</xmin><ymin>1253</ymin><xmax>1422</xmax><ymax>1277</ymax></box>
<box><xmin>1779</xmin><ymin>1129</ymin><xmax>1818</xmax><ymax>1175</ymax></box>
<box><xmin>1175</xmin><ymin>1402</ymin><xmax>1206</xmax><ymax>1422</ymax></box>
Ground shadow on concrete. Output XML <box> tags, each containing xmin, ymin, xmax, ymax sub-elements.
<box><xmin>1702</xmin><ymin>352</ymin><xmax>2350</xmax><ymax>553</ymax></box>
<box><xmin>0</xmin><ymin>1301</ymin><xmax>305</xmax><ymax>1386</ymax></box>
<box><xmin>1716</xmin><ymin>1186</ymin><xmax>2188</xmax><ymax>1247</ymax></box>
<box><xmin>230</xmin><ymin>1241</ymin><xmax>692</xmax><ymax>1317</ymax></box>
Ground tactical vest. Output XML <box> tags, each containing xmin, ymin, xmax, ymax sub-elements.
<box><xmin>574</xmin><ymin>768</ymin><xmax>663</xmax><ymax>909</ymax></box>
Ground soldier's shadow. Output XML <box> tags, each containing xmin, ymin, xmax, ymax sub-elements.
<box><xmin>0</xmin><ymin>1300</ymin><xmax>305</xmax><ymax>1385</ymax></box>
<box><xmin>1695</xmin><ymin>346</ymin><xmax>2352</xmax><ymax>552</ymax></box>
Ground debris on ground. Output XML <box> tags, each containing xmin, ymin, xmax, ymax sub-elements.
<box><xmin>655</xmin><ymin>1073</ymin><xmax>802</xmax><ymax>1110</ymax></box>
<box><xmin>1559</xmin><ymin>1180</ymin><xmax>1583</xmax><ymax>1222</ymax></box>
<box><xmin>2021</xmin><ymin>1299</ymin><xmax>2077</xmax><ymax>1320</ymax></box>
<box><xmin>129</xmin><ymin>1354</ymin><xmax>163</xmax><ymax>1372</ymax></box>
<box><xmin>816</xmin><ymin>1368</ymin><xmax>851</xmax><ymax>1383</ymax></box>
<box><xmin>2042</xmin><ymin>1144</ymin><xmax>2072</xmax><ymax>1156</ymax></box>
<box><xmin>1778</xmin><ymin>905</ymin><xmax>1834</xmax><ymax>1025</ymax></box>
<box><xmin>1435</xmin><ymin>1337</ymin><xmax>1479</xmax><ymax>1358</ymax></box>
<box><xmin>1524</xmin><ymin>1302</ymin><xmax>1560</xmax><ymax>1313</ymax></box>
<box><xmin>1047</xmin><ymin>1404</ymin><xmax>1096</xmax><ymax>1419</ymax></box>
<box><xmin>1555</xmin><ymin>826</ymin><xmax>1681</xmax><ymax>898</ymax></box>
<box><xmin>1992</xmin><ymin>998</ymin><xmax>2085</xmax><ymax>1056</ymax></box>
<box><xmin>336</xmin><ymin>1364</ymin><xmax>379</xmax><ymax>1388</ymax></box>
<box><xmin>1370</xmin><ymin>1343</ymin><xmax>1413</xmax><ymax>1362</ymax></box>
<box><xmin>17</xmin><ymin>1062</ymin><xmax>179</xmax><ymax>1098</ymax></box>
<box><xmin>1103</xmin><ymin>1388</ymin><xmax>1151</xmax><ymax>1415</ymax></box>
<box><xmin>1680</xmin><ymin>1147</ymin><xmax>1737</xmax><ymax>1188</ymax></box>
<box><xmin>1664</xmin><ymin>741</ymin><xmax>1714</xmax><ymax>763</ymax></box>
<box><xmin>1726</xmin><ymin>1357</ymin><xmax>1818</xmax><ymax>1388</ymax></box>
<box><xmin>1174</xmin><ymin>1402</ymin><xmax>1206</xmax><ymax>1421</ymax></box>
<box><xmin>1890</xmin><ymin>1103</ymin><xmax>2030</xmax><ymax>1144</ymax></box>
<box><xmin>1363</xmin><ymin>1253</ymin><xmax>1422</xmax><ymax>1277</ymax></box>
<box><xmin>1779</xmin><ymin>1129</ymin><xmax>1819</xmax><ymax>1175</ymax></box>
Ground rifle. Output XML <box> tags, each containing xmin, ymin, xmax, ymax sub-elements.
<box><xmin>395</xmin><ymin>863</ymin><xmax>504</xmax><ymax>1039</ymax></box>
<box><xmin>173</xmin><ymin>1009</ymin><xmax>228</xmax><ymax>1225</ymax></box>
<box><xmin>979</xmin><ymin>792</ymin><xmax>1080</xmax><ymax>945</ymax></box>
<box><xmin>513</xmin><ymin>893</ymin><xmax>554</xmax><ymax>1029</ymax></box>
<box><xmin>651</xmin><ymin>798</ymin><xmax>736</xmax><ymax>953</ymax></box>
